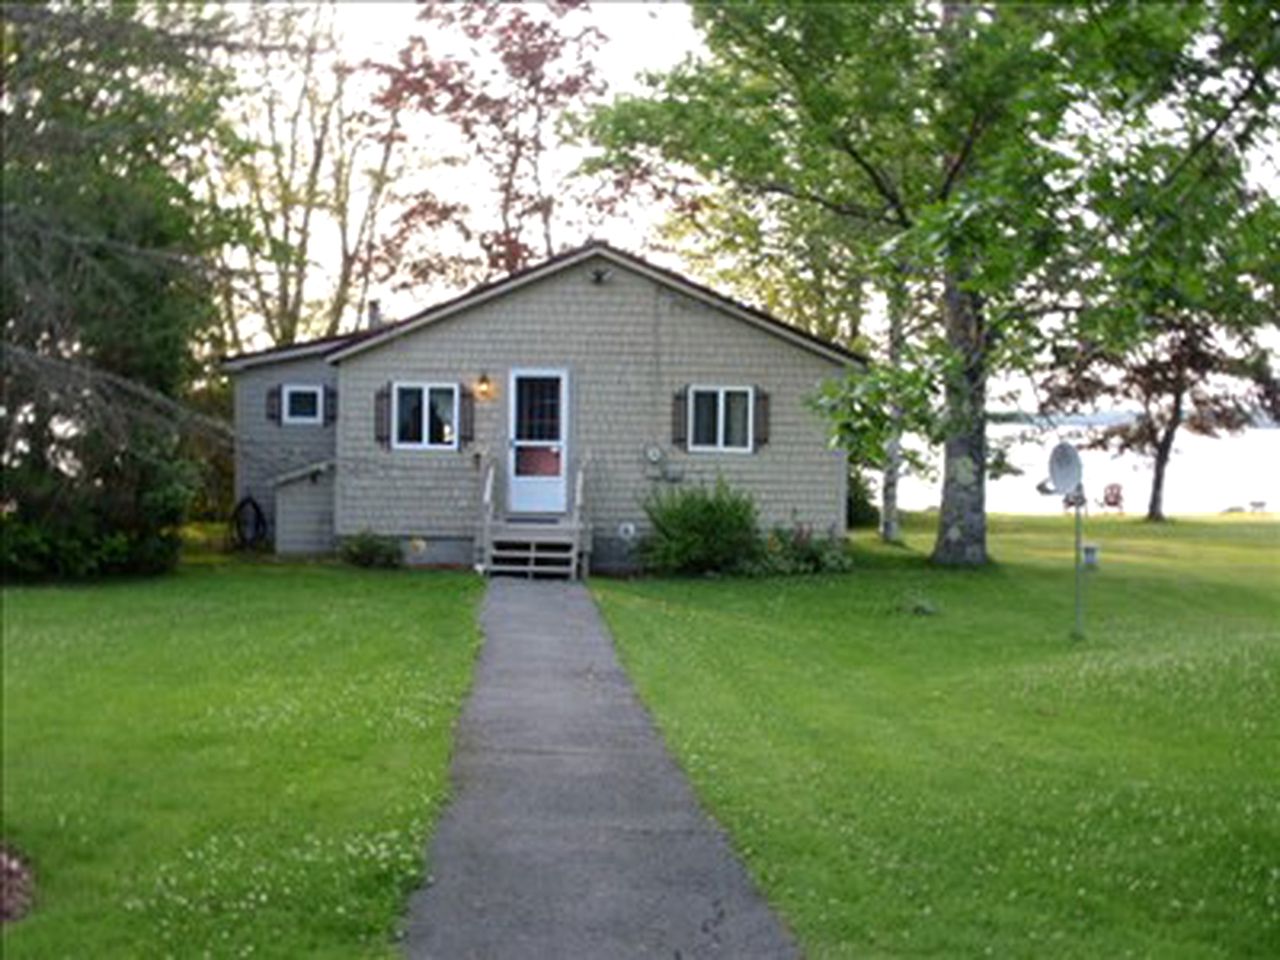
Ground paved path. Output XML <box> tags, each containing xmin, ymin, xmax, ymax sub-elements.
<box><xmin>403</xmin><ymin>579</ymin><xmax>797</xmax><ymax>959</ymax></box>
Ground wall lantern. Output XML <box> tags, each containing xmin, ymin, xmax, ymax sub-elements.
<box><xmin>475</xmin><ymin>372</ymin><xmax>495</xmax><ymax>401</ymax></box>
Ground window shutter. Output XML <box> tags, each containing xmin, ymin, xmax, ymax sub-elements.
<box><xmin>266</xmin><ymin>385</ymin><xmax>282</xmax><ymax>424</ymax></box>
<box><xmin>672</xmin><ymin>387</ymin><xmax>689</xmax><ymax>450</ymax></box>
<box><xmin>374</xmin><ymin>383</ymin><xmax>391</xmax><ymax>447</ymax></box>
<box><xmin>754</xmin><ymin>387</ymin><xmax>770</xmax><ymax>450</ymax></box>
<box><xmin>324</xmin><ymin>386</ymin><xmax>338</xmax><ymax>424</ymax></box>
<box><xmin>459</xmin><ymin>387</ymin><xmax>475</xmax><ymax>445</ymax></box>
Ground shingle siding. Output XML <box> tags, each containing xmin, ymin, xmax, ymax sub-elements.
<box><xmin>275</xmin><ymin>469</ymin><xmax>335</xmax><ymax>554</ymax></box>
<box><xmin>334</xmin><ymin>256</ymin><xmax>847</xmax><ymax>559</ymax></box>
<box><xmin>232</xmin><ymin>356</ymin><xmax>338</xmax><ymax>540</ymax></box>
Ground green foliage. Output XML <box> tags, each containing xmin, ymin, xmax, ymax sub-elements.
<box><xmin>1</xmin><ymin>443</ymin><xmax>196</xmax><ymax>580</ymax></box>
<box><xmin>639</xmin><ymin>479</ymin><xmax>760</xmax><ymax>576</ymax></box>
<box><xmin>2</xmin><ymin>4</ymin><xmax>241</xmax><ymax>579</ymax></box>
<box><xmin>846</xmin><ymin>470</ymin><xmax>881</xmax><ymax>530</ymax></box>
<box><xmin>596</xmin><ymin>515</ymin><xmax>1280</xmax><ymax>957</ymax></box>
<box><xmin>1</xmin><ymin>562</ymin><xmax>482</xmax><ymax>957</ymax></box>
<box><xmin>340</xmin><ymin>531</ymin><xmax>403</xmax><ymax>569</ymax></box>
<box><xmin>585</xmin><ymin>2</ymin><xmax>1279</xmax><ymax>564</ymax></box>
<box><xmin>742</xmin><ymin>525</ymin><xmax>855</xmax><ymax>577</ymax></box>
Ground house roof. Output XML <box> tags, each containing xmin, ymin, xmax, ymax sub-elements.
<box><xmin>222</xmin><ymin>241</ymin><xmax>867</xmax><ymax>372</ymax></box>
<box><xmin>220</xmin><ymin>331</ymin><xmax>355</xmax><ymax>373</ymax></box>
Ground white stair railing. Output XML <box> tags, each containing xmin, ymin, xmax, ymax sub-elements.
<box><xmin>572</xmin><ymin>455</ymin><xmax>591</xmax><ymax>578</ymax></box>
<box><xmin>477</xmin><ymin>458</ymin><xmax>497</xmax><ymax>572</ymax></box>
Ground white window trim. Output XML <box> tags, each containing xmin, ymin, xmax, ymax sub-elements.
<box><xmin>391</xmin><ymin>381</ymin><xmax>460</xmax><ymax>451</ymax></box>
<box><xmin>687</xmin><ymin>385</ymin><xmax>754</xmax><ymax>454</ymax></box>
<box><xmin>282</xmin><ymin>384</ymin><xmax>324</xmax><ymax>426</ymax></box>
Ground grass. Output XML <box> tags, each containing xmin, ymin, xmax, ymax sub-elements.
<box><xmin>593</xmin><ymin>514</ymin><xmax>1280</xmax><ymax>958</ymax></box>
<box><xmin>1</xmin><ymin>559</ymin><xmax>482</xmax><ymax>958</ymax></box>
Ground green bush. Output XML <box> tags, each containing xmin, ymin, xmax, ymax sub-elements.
<box><xmin>1</xmin><ymin>436</ymin><xmax>194</xmax><ymax>581</ymax></box>
<box><xmin>640</xmin><ymin>478</ymin><xmax>761</xmax><ymax>575</ymax></box>
<box><xmin>744</xmin><ymin>525</ymin><xmax>855</xmax><ymax>576</ymax></box>
<box><xmin>340</xmin><ymin>531</ymin><xmax>403</xmax><ymax>569</ymax></box>
<box><xmin>0</xmin><ymin>515</ymin><xmax>180</xmax><ymax>581</ymax></box>
<box><xmin>847</xmin><ymin>469</ymin><xmax>881</xmax><ymax>529</ymax></box>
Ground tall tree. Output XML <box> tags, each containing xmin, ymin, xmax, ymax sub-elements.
<box><xmin>1041</xmin><ymin>147</ymin><xmax>1280</xmax><ymax>521</ymax></box>
<box><xmin>2</xmin><ymin>3</ymin><xmax>239</xmax><ymax>575</ymax></box>
<box><xmin>585</xmin><ymin>1</ymin><xmax>1279</xmax><ymax>564</ymax></box>
<box><xmin>375</xmin><ymin>0</ymin><xmax>605</xmax><ymax>287</ymax></box>
<box><xmin>210</xmin><ymin>1</ymin><xmax>402</xmax><ymax>350</ymax></box>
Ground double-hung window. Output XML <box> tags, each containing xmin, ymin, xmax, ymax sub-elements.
<box><xmin>393</xmin><ymin>383</ymin><xmax>458</xmax><ymax>450</ymax></box>
<box><xmin>282</xmin><ymin>384</ymin><xmax>324</xmax><ymax>425</ymax></box>
<box><xmin>688</xmin><ymin>386</ymin><xmax>753</xmax><ymax>453</ymax></box>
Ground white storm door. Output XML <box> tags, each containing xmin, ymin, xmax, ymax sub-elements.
<box><xmin>508</xmin><ymin>369</ymin><xmax>568</xmax><ymax>514</ymax></box>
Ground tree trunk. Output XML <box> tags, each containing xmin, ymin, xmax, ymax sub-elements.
<box><xmin>880</xmin><ymin>273</ymin><xmax>908</xmax><ymax>543</ymax></box>
<box><xmin>1147</xmin><ymin>396</ymin><xmax>1183</xmax><ymax>522</ymax></box>
<box><xmin>931</xmin><ymin>272</ymin><xmax>988</xmax><ymax>565</ymax></box>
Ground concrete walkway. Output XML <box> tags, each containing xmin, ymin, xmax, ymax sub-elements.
<box><xmin>403</xmin><ymin>579</ymin><xmax>797</xmax><ymax>959</ymax></box>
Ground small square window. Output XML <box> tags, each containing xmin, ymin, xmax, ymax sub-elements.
<box><xmin>688</xmin><ymin>386</ymin><xmax>753</xmax><ymax>453</ymax></box>
<box><xmin>283</xmin><ymin>385</ymin><xmax>323</xmax><ymax>425</ymax></box>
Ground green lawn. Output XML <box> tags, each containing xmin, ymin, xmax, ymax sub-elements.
<box><xmin>2</xmin><ymin>560</ymin><xmax>482</xmax><ymax>958</ymax></box>
<box><xmin>593</xmin><ymin>515</ymin><xmax>1280</xmax><ymax>958</ymax></box>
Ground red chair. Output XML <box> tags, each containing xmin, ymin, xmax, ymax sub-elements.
<box><xmin>1098</xmin><ymin>484</ymin><xmax>1124</xmax><ymax>514</ymax></box>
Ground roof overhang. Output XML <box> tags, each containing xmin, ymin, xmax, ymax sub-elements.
<box><xmin>220</xmin><ymin>334</ymin><xmax>355</xmax><ymax>374</ymax></box>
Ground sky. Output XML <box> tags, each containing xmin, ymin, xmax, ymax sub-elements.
<box><xmin>327</xmin><ymin>1</ymin><xmax>703</xmax><ymax>319</ymax></box>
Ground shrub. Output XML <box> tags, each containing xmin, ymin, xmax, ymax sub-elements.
<box><xmin>1</xmin><ymin>436</ymin><xmax>195</xmax><ymax>581</ymax></box>
<box><xmin>744</xmin><ymin>525</ymin><xmax>855</xmax><ymax>576</ymax></box>
<box><xmin>640</xmin><ymin>478</ymin><xmax>760</xmax><ymax>575</ymax></box>
<box><xmin>340</xmin><ymin>531</ymin><xmax>403</xmax><ymax>569</ymax></box>
<box><xmin>847</xmin><ymin>469</ymin><xmax>881</xmax><ymax>529</ymax></box>
<box><xmin>0</xmin><ymin>516</ymin><xmax>179</xmax><ymax>581</ymax></box>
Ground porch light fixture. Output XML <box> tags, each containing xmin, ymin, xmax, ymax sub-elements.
<box><xmin>475</xmin><ymin>372</ymin><xmax>495</xmax><ymax>401</ymax></box>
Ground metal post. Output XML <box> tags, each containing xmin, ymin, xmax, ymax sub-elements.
<box><xmin>1072</xmin><ymin>485</ymin><xmax>1085</xmax><ymax>640</ymax></box>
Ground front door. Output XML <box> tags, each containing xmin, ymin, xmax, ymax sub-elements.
<box><xmin>508</xmin><ymin>369</ymin><xmax>567</xmax><ymax>514</ymax></box>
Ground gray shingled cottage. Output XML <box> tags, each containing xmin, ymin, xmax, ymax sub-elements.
<box><xmin>222</xmin><ymin>242</ymin><xmax>859</xmax><ymax>575</ymax></box>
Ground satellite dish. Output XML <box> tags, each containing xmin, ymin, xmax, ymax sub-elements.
<box><xmin>1049</xmin><ymin>442</ymin><xmax>1082</xmax><ymax>494</ymax></box>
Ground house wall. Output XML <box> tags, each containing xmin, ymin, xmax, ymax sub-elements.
<box><xmin>275</xmin><ymin>469</ymin><xmax>335</xmax><ymax>554</ymax></box>
<box><xmin>334</xmin><ymin>255</ymin><xmax>847</xmax><ymax>570</ymax></box>
<box><xmin>233</xmin><ymin>356</ymin><xmax>338</xmax><ymax>541</ymax></box>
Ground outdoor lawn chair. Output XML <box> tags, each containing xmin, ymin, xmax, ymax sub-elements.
<box><xmin>1098</xmin><ymin>483</ymin><xmax>1124</xmax><ymax>514</ymax></box>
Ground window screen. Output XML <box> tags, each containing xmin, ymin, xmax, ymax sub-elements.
<box><xmin>692</xmin><ymin>390</ymin><xmax>719</xmax><ymax>447</ymax></box>
<box><xmin>287</xmin><ymin>389</ymin><xmax>319</xmax><ymax>420</ymax></box>
<box><xmin>515</xmin><ymin>377</ymin><xmax>560</xmax><ymax>441</ymax></box>
<box><xmin>723</xmin><ymin>389</ymin><xmax>750</xmax><ymax>449</ymax></box>
<box><xmin>396</xmin><ymin>386</ymin><xmax>424</xmax><ymax>445</ymax></box>
<box><xmin>428</xmin><ymin>387</ymin><xmax>455</xmax><ymax>446</ymax></box>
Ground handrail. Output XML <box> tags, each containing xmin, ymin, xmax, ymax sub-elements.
<box><xmin>482</xmin><ymin>459</ymin><xmax>496</xmax><ymax>517</ymax></box>
<box><xmin>572</xmin><ymin>456</ymin><xmax>587</xmax><ymax>526</ymax></box>
<box><xmin>477</xmin><ymin>457</ymin><xmax>497</xmax><ymax>572</ymax></box>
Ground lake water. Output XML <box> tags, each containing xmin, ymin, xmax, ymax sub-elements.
<box><xmin>895</xmin><ymin>425</ymin><xmax>1280</xmax><ymax>517</ymax></box>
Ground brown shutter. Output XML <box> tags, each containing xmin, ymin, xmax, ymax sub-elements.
<box><xmin>672</xmin><ymin>387</ymin><xmax>688</xmax><ymax>450</ymax></box>
<box><xmin>266</xmin><ymin>385</ymin><xmax>282</xmax><ymax>424</ymax></box>
<box><xmin>324</xmin><ymin>386</ymin><xmax>338</xmax><ymax>424</ymax></box>
<box><xmin>754</xmin><ymin>387</ymin><xmax>770</xmax><ymax>450</ymax></box>
<box><xmin>458</xmin><ymin>387</ymin><xmax>475</xmax><ymax>445</ymax></box>
<box><xmin>374</xmin><ymin>383</ymin><xmax>391</xmax><ymax>447</ymax></box>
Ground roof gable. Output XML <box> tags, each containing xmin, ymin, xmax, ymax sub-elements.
<box><xmin>222</xmin><ymin>241</ymin><xmax>865</xmax><ymax>373</ymax></box>
<box><xmin>326</xmin><ymin>242</ymin><xmax>864</xmax><ymax>367</ymax></box>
